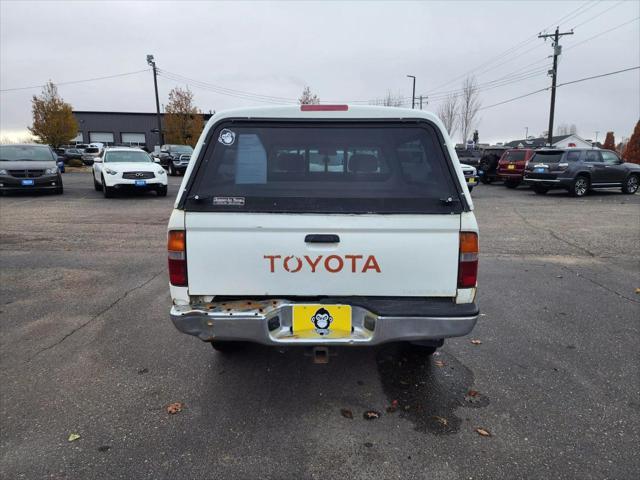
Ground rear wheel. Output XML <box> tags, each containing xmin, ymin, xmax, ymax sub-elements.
<box><xmin>622</xmin><ymin>174</ymin><xmax>639</xmax><ymax>194</ymax></box>
<box><xmin>504</xmin><ymin>180</ymin><xmax>520</xmax><ymax>189</ymax></box>
<box><xmin>571</xmin><ymin>175</ymin><xmax>589</xmax><ymax>197</ymax></box>
<box><xmin>533</xmin><ymin>185</ymin><xmax>549</xmax><ymax>195</ymax></box>
<box><xmin>168</xmin><ymin>163</ymin><xmax>175</xmax><ymax>176</ymax></box>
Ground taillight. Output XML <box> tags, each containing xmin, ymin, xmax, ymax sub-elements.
<box><xmin>300</xmin><ymin>104</ymin><xmax>348</xmax><ymax>111</ymax></box>
<box><xmin>168</xmin><ymin>230</ymin><xmax>187</xmax><ymax>286</ymax></box>
<box><xmin>458</xmin><ymin>232</ymin><xmax>478</xmax><ymax>288</ymax></box>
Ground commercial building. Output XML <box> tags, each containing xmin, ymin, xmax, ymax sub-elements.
<box><xmin>71</xmin><ymin>111</ymin><xmax>213</xmax><ymax>151</ymax></box>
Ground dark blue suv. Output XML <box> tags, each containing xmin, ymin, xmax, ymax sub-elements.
<box><xmin>523</xmin><ymin>149</ymin><xmax>640</xmax><ymax>197</ymax></box>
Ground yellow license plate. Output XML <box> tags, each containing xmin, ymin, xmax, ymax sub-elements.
<box><xmin>292</xmin><ymin>305</ymin><xmax>352</xmax><ymax>338</ymax></box>
<box><xmin>467</xmin><ymin>178</ymin><xmax>477</xmax><ymax>184</ymax></box>
<box><xmin>508</xmin><ymin>164</ymin><xmax>515</xmax><ymax>170</ymax></box>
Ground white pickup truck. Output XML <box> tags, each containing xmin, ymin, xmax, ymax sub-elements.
<box><xmin>167</xmin><ymin>105</ymin><xmax>479</xmax><ymax>358</ymax></box>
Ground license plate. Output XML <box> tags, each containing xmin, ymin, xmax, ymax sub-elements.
<box><xmin>467</xmin><ymin>178</ymin><xmax>477</xmax><ymax>185</ymax></box>
<box><xmin>292</xmin><ymin>305</ymin><xmax>352</xmax><ymax>338</ymax></box>
<box><xmin>21</xmin><ymin>179</ymin><xmax>34</xmax><ymax>186</ymax></box>
<box><xmin>534</xmin><ymin>167</ymin><xmax>546</xmax><ymax>173</ymax></box>
<box><xmin>507</xmin><ymin>164</ymin><xmax>515</xmax><ymax>170</ymax></box>
<box><xmin>134</xmin><ymin>180</ymin><xmax>147</xmax><ymax>186</ymax></box>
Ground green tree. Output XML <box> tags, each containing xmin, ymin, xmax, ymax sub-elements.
<box><xmin>164</xmin><ymin>86</ymin><xmax>204</xmax><ymax>147</ymax></box>
<box><xmin>28</xmin><ymin>81</ymin><xmax>78</xmax><ymax>148</ymax></box>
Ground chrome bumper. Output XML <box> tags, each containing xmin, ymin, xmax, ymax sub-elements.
<box><xmin>170</xmin><ymin>299</ymin><xmax>478</xmax><ymax>346</ymax></box>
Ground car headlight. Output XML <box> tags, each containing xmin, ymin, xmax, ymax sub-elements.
<box><xmin>0</xmin><ymin>168</ymin><xmax>8</xmax><ymax>175</ymax></box>
<box><xmin>45</xmin><ymin>167</ymin><xmax>58</xmax><ymax>174</ymax></box>
<box><xmin>157</xmin><ymin>169</ymin><xmax>166</xmax><ymax>175</ymax></box>
<box><xmin>105</xmin><ymin>168</ymin><xmax>118</xmax><ymax>175</ymax></box>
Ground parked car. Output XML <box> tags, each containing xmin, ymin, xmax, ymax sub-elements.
<box><xmin>461</xmin><ymin>163</ymin><xmax>478</xmax><ymax>191</ymax></box>
<box><xmin>455</xmin><ymin>147</ymin><xmax>483</xmax><ymax>167</ymax></box>
<box><xmin>167</xmin><ymin>105</ymin><xmax>479</xmax><ymax>358</ymax></box>
<box><xmin>478</xmin><ymin>147</ymin><xmax>508</xmax><ymax>184</ymax></box>
<box><xmin>0</xmin><ymin>144</ymin><xmax>63</xmax><ymax>194</ymax></box>
<box><xmin>82</xmin><ymin>146</ymin><xmax>102</xmax><ymax>165</ymax></box>
<box><xmin>92</xmin><ymin>147</ymin><xmax>167</xmax><ymax>198</ymax></box>
<box><xmin>496</xmin><ymin>148</ymin><xmax>536</xmax><ymax>188</ymax></box>
<box><xmin>158</xmin><ymin>144</ymin><xmax>194</xmax><ymax>175</ymax></box>
<box><xmin>63</xmin><ymin>148</ymin><xmax>84</xmax><ymax>162</ymax></box>
<box><xmin>524</xmin><ymin>148</ymin><xmax>640</xmax><ymax>196</ymax></box>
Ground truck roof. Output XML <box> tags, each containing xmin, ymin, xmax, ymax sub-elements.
<box><xmin>205</xmin><ymin>104</ymin><xmax>443</xmax><ymax>123</ymax></box>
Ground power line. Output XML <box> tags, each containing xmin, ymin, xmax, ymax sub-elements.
<box><xmin>0</xmin><ymin>69</ymin><xmax>150</xmax><ymax>93</ymax></box>
<box><xmin>571</xmin><ymin>0</ymin><xmax>624</xmax><ymax>29</ymax></box>
<box><xmin>479</xmin><ymin>66</ymin><xmax>639</xmax><ymax>112</ymax></box>
<box><xmin>565</xmin><ymin>16</ymin><xmax>640</xmax><ymax>52</ymax></box>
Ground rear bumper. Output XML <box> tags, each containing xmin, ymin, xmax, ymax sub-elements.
<box><xmin>170</xmin><ymin>298</ymin><xmax>479</xmax><ymax>346</ymax></box>
<box><xmin>523</xmin><ymin>176</ymin><xmax>572</xmax><ymax>188</ymax></box>
<box><xmin>497</xmin><ymin>171</ymin><xmax>524</xmax><ymax>180</ymax></box>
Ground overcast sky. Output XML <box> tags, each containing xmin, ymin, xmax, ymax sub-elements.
<box><xmin>1</xmin><ymin>0</ymin><xmax>638</xmax><ymax>144</ymax></box>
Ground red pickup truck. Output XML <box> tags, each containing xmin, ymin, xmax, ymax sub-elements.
<box><xmin>497</xmin><ymin>148</ymin><xmax>536</xmax><ymax>188</ymax></box>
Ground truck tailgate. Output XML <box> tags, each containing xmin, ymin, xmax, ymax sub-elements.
<box><xmin>185</xmin><ymin>212</ymin><xmax>460</xmax><ymax>297</ymax></box>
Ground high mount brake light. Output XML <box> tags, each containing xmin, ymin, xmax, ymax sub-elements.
<box><xmin>168</xmin><ymin>230</ymin><xmax>187</xmax><ymax>286</ymax></box>
<box><xmin>458</xmin><ymin>232</ymin><xmax>478</xmax><ymax>289</ymax></box>
<box><xmin>300</xmin><ymin>104</ymin><xmax>349</xmax><ymax>111</ymax></box>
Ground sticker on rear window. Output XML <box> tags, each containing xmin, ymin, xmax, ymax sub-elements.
<box><xmin>213</xmin><ymin>196</ymin><xmax>245</xmax><ymax>206</ymax></box>
<box><xmin>218</xmin><ymin>129</ymin><xmax>236</xmax><ymax>146</ymax></box>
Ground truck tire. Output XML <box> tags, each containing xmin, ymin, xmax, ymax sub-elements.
<box><xmin>504</xmin><ymin>180</ymin><xmax>520</xmax><ymax>189</ymax></box>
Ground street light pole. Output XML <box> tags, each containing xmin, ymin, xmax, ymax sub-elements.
<box><xmin>147</xmin><ymin>54</ymin><xmax>164</xmax><ymax>146</ymax></box>
<box><xmin>407</xmin><ymin>75</ymin><xmax>416</xmax><ymax>109</ymax></box>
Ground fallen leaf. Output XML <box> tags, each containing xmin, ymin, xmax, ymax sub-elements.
<box><xmin>434</xmin><ymin>360</ymin><xmax>446</xmax><ymax>367</ymax></box>
<box><xmin>137</xmin><ymin>367</ymin><xmax>149</xmax><ymax>375</ymax></box>
<box><xmin>363</xmin><ymin>410</ymin><xmax>380</xmax><ymax>420</ymax></box>
<box><xmin>68</xmin><ymin>433</ymin><xmax>81</xmax><ymax>442</ymax></box>
<box><xmin>464</xmin><ymin>390</ymin><xmax>482</xmax><ymax>403</ymax></box>
<box><xmin>166</xmin><ymin>402</ymin><xmax>184</xmax><ymax>414</ymax></box>
<box><xmin>386</xmin><ymin>400</ymin><xmax>399</xmax><ymax>413</ymax></box>
<box><xmin>476</xmin><ymin>428</ymin><xmax>492</xmax><ymax>437</ymax></box>
<box><xmin>635</xmin><ymin>288</ymin><xmax>640</xmax><ymax>294</ymax></box>
<box><xmin>432</xmin><ymin>416</ymin><xmax>448</xmax><ymax>427</ymax></box>
<box><xmin>471</xmin><ymin>339</ymin><xmax>482</xmax><ymax>345</ymax></box>
<box><xmin>98</xmin><ymin>445</ymin><xmax>110</xmax><ymax>452</ymax></box>
<box><xmin>340</xmin><ymin>408</ymin><xmax>353</xmax><ymax>419</ymax></box>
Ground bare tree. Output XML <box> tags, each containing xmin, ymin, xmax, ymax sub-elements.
<box><xmin>437</xmin><ymin>94</ymin><xmax>459</xmax><ymax>137</ymax></box>
<box><xmin>298</xmin><ymin>86</ymin><xmax>320</xmax><ymax>105</ymax></box>
<box><xmin>459</xmin><ymin>76</ymin><xmax>481</xmax><ymax>145</ymax></box>
<box><xmin>371</xmin><ymin>90</ymin><xmax>404</xmax><ymax>107</ymax></box>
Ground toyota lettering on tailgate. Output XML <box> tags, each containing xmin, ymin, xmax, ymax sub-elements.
<box><xmin>264</xmin><ymin>255</ymin><xmax>381</xmax><ymax>273</ymax></box>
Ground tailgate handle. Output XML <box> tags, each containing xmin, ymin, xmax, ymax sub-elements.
<box><xmin>305</xmin><ymin>234</ymin><xmax>340</xmax><ymax>243</ymax></box>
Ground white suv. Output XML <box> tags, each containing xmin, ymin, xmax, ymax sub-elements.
<box><xmin>167</xmin><ymin>105</ymin><xmax>479</xmax><ymax>356</ymax></box>
<box><xmin>93</xmin><ymin>147</ymin><xmax>168</xmax><ymax>198</ymax></box>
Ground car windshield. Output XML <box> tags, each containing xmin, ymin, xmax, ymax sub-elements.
<box><xmin>170</xmin><ymin>145</ymin><xmax>193</xmax><ymax>153</ymax></box>
<box><xmin>532</xmin><ymin>151</ymin><xmax>565</xmax><ymax>163</ymax></box>
<box><xmin>0</xmin><ymin>145</ymin><xmax>54</xmax><ymax>161</ymax></box>
<box><xmin>104</xmin><ymin>150</ymin><xmax>152</xmax><ymax>163</ymax></box>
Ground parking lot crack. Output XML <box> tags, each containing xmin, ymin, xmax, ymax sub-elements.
<box><xmin>557</xmin><ymin>264</ymin><xmax>640</xmax><ymax>305</ymax></box>
<box><xmin>513</xmin><ymin>208</ymin><xmax>596</xmax><ymax>257</ymax></box>
<box><xmin>26</xmin><ymin>270</ymin><xmax>164</xmax><ymax>362</ymax></box>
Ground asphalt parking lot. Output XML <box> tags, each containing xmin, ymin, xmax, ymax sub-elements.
<box><xmin>1</xmin><ymin>173</ymin><xmax>639</xmax><ymax>479</ymax></box>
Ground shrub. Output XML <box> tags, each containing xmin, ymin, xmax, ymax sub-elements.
<box><xmin>67</xmin><ymin>158</ymin><xmax>83</xmax><ymax>167</ymax></box>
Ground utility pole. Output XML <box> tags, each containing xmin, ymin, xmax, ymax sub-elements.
<box><xmin>407</xmin><ymin>75</ymin><xmax>416</xmax><ymax>109</ymax></box>
<box><xmin>525</xmin><ymin>126</ymin><xmax>528</xmax><ymax>139</ymax></box>
<box><xmin>539</xmin><ymin>27</ymin><xmax>573</xmax><ymax>147</ymax></box>
<box><xmin>146</xmin><ymin>54</ymin><xmax>164</xmax><ymax>146</ymax></box>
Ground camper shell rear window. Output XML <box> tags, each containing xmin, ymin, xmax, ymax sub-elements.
<box><xmin>182</xmin><ymin>120</ymin><xmax>465</xmax><ymax>214</ymax></box>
